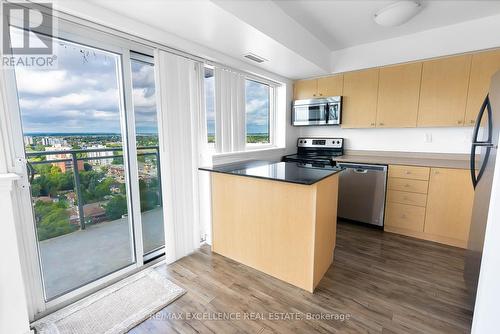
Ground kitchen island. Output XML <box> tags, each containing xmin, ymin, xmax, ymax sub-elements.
<box><xmin>200</xmin><ymin>161</ymin><xmax>343</xmax><ymax>292</ymax></box>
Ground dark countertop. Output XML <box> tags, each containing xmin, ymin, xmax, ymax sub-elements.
<box><xmin>199</xmin><ymin>160</ymin><xmax>343</xmax><ymax>185</ymax></box>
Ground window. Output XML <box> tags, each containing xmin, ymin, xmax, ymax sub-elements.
<box><xmin>245</xmin><ymin>79</ymin><xmax>271</xmax><ymax>145</ymax></box>
<box><xmin>204</xmin><ymin>66</ymin><xmax>215</xmax><ymax>145</ymax></box>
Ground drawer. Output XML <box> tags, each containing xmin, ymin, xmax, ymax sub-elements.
<box><xmin>389</xmin><ymin>165</ymin><xmax>430</xmax><ymax>180</ymax></box>
<box><xmin>385</xmin><ymin>202</ymin><xmax>425</xmax><ymax>232</ymax></box>
<box><xmin>386</xmin><ymin>190</ymin><xmax>427</xmax><ymax>207</ymax></box>
<box><xmin>388</xmin><ymin>177</ymin><xmax>429</xmax><ymax>194</ymax></box>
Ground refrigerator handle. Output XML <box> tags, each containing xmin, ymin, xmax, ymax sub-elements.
<box><xmin>470</xmin><ymin>95</ymin><xmax>493</xmax><ymax>188</ymax></box>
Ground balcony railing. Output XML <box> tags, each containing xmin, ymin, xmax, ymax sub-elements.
<box><xmin>26</xmin><ymin>146</ymin><xmax>161</xmax><ymax>230</ymax></box>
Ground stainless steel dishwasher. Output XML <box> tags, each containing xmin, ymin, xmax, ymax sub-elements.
<box><xmin>336</xmin><ymin>162</ymin><xmax>388</xmax><ymax>227</ymax></box>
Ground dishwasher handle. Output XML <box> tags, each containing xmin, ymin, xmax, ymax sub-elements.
<box><xmin>354</xmin><ymin>168</ymin><xmax>368</xmax><ymax>174</ymax></box>
<box><xmin>337</xmin><ymin>162</ymin><xmax>388</xmax><ymax>172</ymax></box>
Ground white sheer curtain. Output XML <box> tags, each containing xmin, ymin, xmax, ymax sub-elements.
<box><xmin>214</xmin><ymin>67</ymin><xmax>246</xmax><ymax>153</ymax></box>
<box><xmin>154</xmin><ymin>50</ymin><xmax>205</xmax><ymax>263</ymax></box>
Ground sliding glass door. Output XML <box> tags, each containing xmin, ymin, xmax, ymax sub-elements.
<box><xmin>6</xmin><ymin>20</ymin><xmax>165</xmax><ymax>316</ymax></box>
<box><xmin>130</xmin><ymin>54</ymin><xmax>165</xmax><ymax>258</ymax></box>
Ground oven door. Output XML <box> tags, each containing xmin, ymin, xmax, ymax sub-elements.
<box><xmin>292</xmin><ymin>103</ymin><xmax>327</xmax><ymax>126</ymax></box>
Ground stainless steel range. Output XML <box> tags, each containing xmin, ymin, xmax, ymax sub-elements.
<box><xmin>282</xmin><ymin>137</ymin><xmax>344</xmax><ymax>168</ymax></box>
<box><xmin>283</xmin><ymin>137</ymin><xmax>388</xmax><ymax>227</ymax></box>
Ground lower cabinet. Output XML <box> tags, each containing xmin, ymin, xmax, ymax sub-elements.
<box><xmin>424</xmin><ymin>168</ymin><xmax>474</xmax><ymax>247</ymax></box>
<box><xmin>384</xmin><ymin>165</ymin><xmax>474</xmax><ymax>248</ymax></box>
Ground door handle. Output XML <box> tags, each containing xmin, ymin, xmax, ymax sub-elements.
<box><xmin>470</xmin><ymin>95</ymin><xmax>494</xmax><ymax>188</ymax></box>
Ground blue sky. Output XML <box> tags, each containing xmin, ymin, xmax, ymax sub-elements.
<box><xmin>14</xmin><ymin>35</ymin><xmax>268</xmax><ymax>136</ymax></box>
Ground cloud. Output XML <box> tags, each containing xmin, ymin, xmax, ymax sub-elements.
<box><xmin>14</xmin><ymin>37</ymin><xmax>159</xmax><ymax>134</ymax></box>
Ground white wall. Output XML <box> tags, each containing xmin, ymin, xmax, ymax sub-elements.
<box><xmin>300</xmin><ymin>126</ymin><xmax>473</xmax><ymax>154</ymax></box>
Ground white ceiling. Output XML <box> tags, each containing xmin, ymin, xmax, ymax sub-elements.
<box><xmin>275</xmin><ymin>0</ymin><xmax>500</xmax><ymax>51</ymax></box>
<box><xmin>70</xmin><ymin>0</ymin><xmax>500</xmax><ymax>79</ymax></box>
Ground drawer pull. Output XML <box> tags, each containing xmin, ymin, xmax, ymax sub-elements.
<box><xmin>405</xmin><ymin>171</ymin><xmax>412</xmax><ymax>174</ymax></box>
<box><xmin>404</xmin><ymin>184</ymin><xmax>410</xmax><ymax>188</ymax></box>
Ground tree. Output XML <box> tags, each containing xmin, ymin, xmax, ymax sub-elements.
<box><xmin>83</xmin><ymin>162</ymin><xmax>93</xmax><ymax>171</ymax></box>
<box><xmin>34</xmin><ymin>200</ymin><xmax>76</xmax><ymax>241</ymax></box>
<box><xmin>31</xmin><ymin>183</ymin><xmax>41</xmax><ymax>197</ymax></box>
<box><xmin>105</xmin><ymin>195</ymin><xmax>127</xmax><ymax>220</ymax></box>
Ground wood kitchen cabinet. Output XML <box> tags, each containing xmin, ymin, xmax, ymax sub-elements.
<box><xmin>341</xmin><ymin>68</ymin><xmax>379</xmax><ymax>128</ymax></box>
<box><xmin>376</xmin><ymin>62</ymin><xmax>422</xmax><ymax>128</ymax></box>
<box><xmin>417</xmin><ymin>54</ymin><xmax>472</xmax><ymax>127</ymax></box>
<box><xmin>385</xmin><ymin>165</ymin><xmax>473</xmax><ymax>248</ymax></box>
<box><xmin>294</xmin><ymin>74</ymin><xmax>343</xmax><ymax>100</ymax></box>
<box><xmin>317</xmin><ymin>75</ymin><xmax>343</xmax><ymax>97</ymax></box>
<box><xmin>424</xmin><ymin>168</ymin><xmax>474</xmax><ymax>248</ymax></box>
<box><xmin>293</xmin><ymin>79</ymin><xmax>317</xmax><ymax>99</ymax></box>
<box><xmin>464</xmin><ymin>49</ymin><xmax>500</xmax><ymax>126</ymax></box>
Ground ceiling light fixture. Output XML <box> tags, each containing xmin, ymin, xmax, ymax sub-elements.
<box><xmin>374</xmin><ymin>0</ymin><xmax>423</xmax><ymax>27</ymax></box>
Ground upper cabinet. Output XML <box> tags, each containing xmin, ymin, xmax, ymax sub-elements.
<box><xmin>293</xmin><ymin>79</ymin><xmax>317</xmax><ymax>100</ymax></box>
<box><xmin>317</xmin><ymin>75</ymin><xmax>343</xmax><ymax>97</ymax></box>
<box><xmin>341</xmin><ymin>68</ymin><xmax>379</xmax><ymax>128</ymax></box>
<box><xmin>293</xmin><ymin>48</ymin><xmax>500</xmax><ymax>129</ymax></box>
<box><xmin>417</xmin><ymin>54</ymin><xmax>472</xmax><ymax>127</ymax></box>
<box><xmin>294</xmin><ymin>74</ymin><xmax>343</xmax><ymax>100</ymax></box>
<box><xmin>465</xmin><ymin>49</ymin><xmax>500</xmax><ymax>126</ymax></box>
<box><xmin>376</xmin><ymin>63</ymin><xmax>422</xmax><ymax>128</ymax></box>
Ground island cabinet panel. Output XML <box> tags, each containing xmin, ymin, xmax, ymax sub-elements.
<box><xmin>423</xmin><ymin>168</ymin><xmax>474</xmax><ymax>248</ymax></box>
<box><xmin>312</xmin><ymin>175</ymin><xmax>339</xmax><ymax>288</ymax></box>
<box><xmin>376</xmin><ymin>62</ymin><xmax>422</xmax><ymax>128</ymax></box>
<box><xmin>341</xmin><ymin>68</ymin><xmax>380</xmax><ymax>128</ymax></box>
<box><xmin>211</xmin><ymin>172</ymin><xmax>339</xmax><ymax>293</ymax></box>
<box><xmin>465</xmin><ymin>49</ymin><xmax>500</xmax><ymax>126</ymax></box>
<box><xmin>294</xmin><ymin>79</ymin><xmax>318</xmax><ymax>99</ymax></box>
<box><xmin>317</xmin><ymin>74</ymin><xmax>343</xmax><ymax>97</ymax></box>
<box><xmin>417</xmin><ymin>54</ymin><xmax>472</xmax><ymax>127</ymax></box>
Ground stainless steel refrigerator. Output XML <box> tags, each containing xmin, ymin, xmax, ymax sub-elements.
<box><xmin>465</xmin><ymin>71</ymin><xmax>500</xmax><ymax>307</ymax></box>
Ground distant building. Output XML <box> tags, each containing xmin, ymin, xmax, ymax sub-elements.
<box><xmin>24</xmin><ymin>136</ymin><xmax>34</xmax><ymax>146</ymax></box>
<box><xmin>86</xmin><ymin>145</ymin><xmax>114</xmax><ymax>166</ymax></box>
<box><xmin>41</xmin><ymin>137</ymin><xmax>67</xmax><ymax>147</ymax></box>
<box><xmin>45</xmin><ymin>144</ymin><xmax>84</xmax><ymax>173</ymax></box>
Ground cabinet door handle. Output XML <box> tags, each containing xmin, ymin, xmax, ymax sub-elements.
<box><xmin>457</xmin><ymin>120</ymin><xmax>463</xmax><ymax>124</ymax></box>
<box><xmin>404</xmin><ymin>184</ymin><xmax>410</xmax><ymax>188</ymax></box>
<box><xmin>313</xmin><ymin>94</ymin><xmax>316</xmax><ymax>97</ymax></box>
<box><xmin>405</xmin><ymin>171</ymin><xmax>411</xmax><ymax>174</ymax></box>
<box><xmin>379</xmin><ymin>122</ymin><xmax>385</xmax><ymax>126</ymax></box>
<box><xmin>370</xmin><ymin>123</ymin><xmax>375</xmax><ymax>126</ymax></box>
<box><xmin>470</xmin><ymin>120</ymin><xmax>475</xmax><ymax>124</ymax></box>
<box><xmin>319</xmin><ymin>93</ymin><xmax>323</xmax><ymax>96</ymax></box>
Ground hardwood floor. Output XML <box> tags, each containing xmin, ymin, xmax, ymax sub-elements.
<box><xmin>130</xmin><ymin>222</ymin><xmax>473</xmax><ymax>334</ymax></box>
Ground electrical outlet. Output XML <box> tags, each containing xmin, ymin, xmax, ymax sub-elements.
<box><xmin>424</xmin><ymin>133</ymin><xmax>432</xmax><ymax>143</ymax></box>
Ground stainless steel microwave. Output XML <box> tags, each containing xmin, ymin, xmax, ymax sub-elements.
<box><xmin>292</xmin><ymin>96</ymin><xmax>342</xmax><ymax>126</ymax></box>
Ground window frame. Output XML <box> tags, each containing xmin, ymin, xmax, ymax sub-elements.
<box><xmin>244</xmin><ymin>76</ymin><xmax>277</xmax><ymax>150</ymax></box>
